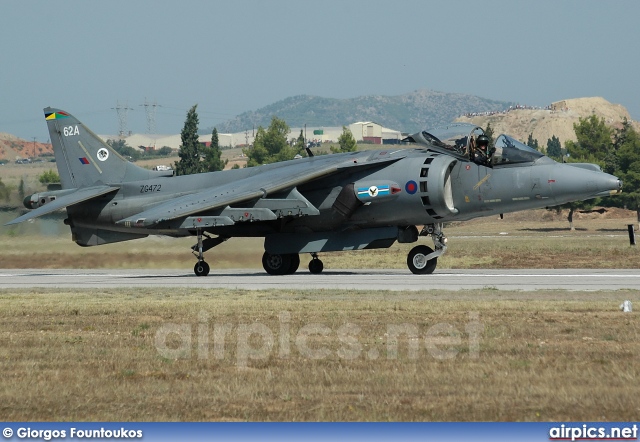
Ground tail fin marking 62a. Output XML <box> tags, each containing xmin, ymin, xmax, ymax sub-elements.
<box><xmin>44</xmin><ymin>107</ymin><xmax>152</xmax><ymax>189</ymax></box>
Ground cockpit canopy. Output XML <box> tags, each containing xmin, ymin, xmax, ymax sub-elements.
<box><xmin>492</xmin><ymin>134</ymin><xmax>546</xmax><ymax>165</ymax></box>
<box><xmin>402</xmin><ymin>123</ymin><xmax>545</xmax><ymax>166</ymax></box>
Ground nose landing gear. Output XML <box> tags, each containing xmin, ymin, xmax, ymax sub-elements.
<box><xmin>406</xmin><ymin>223</ymin><xmax>447</xmax><ymax>274</ymax></box>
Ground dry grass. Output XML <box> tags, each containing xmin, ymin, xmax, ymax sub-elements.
<box><xmin>0</xmin><ymin>288</ymin><xmax>638</xmax><ymax>421</ymax></box>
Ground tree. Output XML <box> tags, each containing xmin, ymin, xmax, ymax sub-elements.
<box><xmin>565</xmin><ymin>115</ymin><xmax>613</xmax><ymax>165</ymax></box>
<box><xmin>295</xmin><ymin>129</ymin><xmax>305</xmax><ymax>152</ymax></box>
<box><xmin>202</xmin><ymin>127</ymin><xmax>226</xmax><ymax>172</ymax></box>
<box><xmin>38</xmin><ymin>169</ymin><xmax>60</xmax><ymax>184</ymax></box>
<box><xmin>157</xmin><ymin>146</ymin><xmax>173</xmax><ymax>156</ymax></box>
<box><xmin>18</xmin><ymin>178</ymin><xmax>25</xmax><ymax>201</ymax></box>
<box><xmin>526</xmin><ymin>133</ymin><xmax>539</xmax><ymax>151</ymax></box>
<box><xmin>608</xmin><ymin>117</ymin><xmax>633</xmax><ymax>175</ymax></box>
<box><xmin>546</xmin><ymin>135</ymin><xmax>562</xmax><ymax>160</ymax></box>
<box><xmin>608</xmin><ymin>119</ymin><xmax>640</xmax><ymax>228</ymax></box>
<box><xmin>0</xmin><ymin>178</ymin><xmax>9</xmax><ymax>202</ymax></box>
<box><xmin>107</xmin><ymin>139</ymin><xmax>140</xmax><ymax>161</ymax></box>
<box><xmin>331</xmin><ymin>126</ymin><xmax>357</xmax><ymax>153</ymax></box>
<box><xmin>244</xmin><ymin>116</ymin><xmax>295</xmax><ymax>166</ymax></box>
<box><xmin>245</xmin><ymin>126</ymin><xmax>269</xmax><ymax>166</ymax></box>
<box><xmin>483</xmin><ymin>122</ymin><xmax>495</xmax><ymax>147</ymax></box>
<box><xmin>174</xmin><ymin>105</ymin><xmax>203</xmax><ymax>175</ymax></box>
<box><xmin>547</xmin><ymin>118</ymin><xmax>612</xmax><ymax>229</ymax></box>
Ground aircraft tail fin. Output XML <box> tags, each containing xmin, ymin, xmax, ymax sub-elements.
<box><xmin>44</xmin><ymin>107</ymin><xmax>152</xmax><ymax>189</ymax></box>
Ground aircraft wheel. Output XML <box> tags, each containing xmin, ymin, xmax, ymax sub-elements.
<box><xmin>262</xmin><ymin>252</ymin><xmax>292</xmax><ymax>275</ymax></box>
<box><xmin>287</xmin><ymin>254</ymin><xmax>300</xmax><ymax>274</ymax></box>
<box><xmin>407</xmin><ymin>245</ymin><xmax>437</xmax><ymax>274</ymax></box>
<box><xmin>308</xmin><ymin>258</ymin><xmax>324</xmax><ymax>274</ymax></box>
<box><xmin>194</xmin><ymin>260</ymin><xmax>210</xmax><ymax>277</ymax></box>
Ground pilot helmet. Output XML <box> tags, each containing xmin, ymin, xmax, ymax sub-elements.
<box><xmin>476</xmin><ymin>135</ymin><xmax>490</xmax><ymax>147</ymax></box>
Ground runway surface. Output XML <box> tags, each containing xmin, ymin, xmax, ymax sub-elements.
<box><xmin>0</xmin><ymin>269</ymin><xmax>639</xmax><ymax>291</ymax></box>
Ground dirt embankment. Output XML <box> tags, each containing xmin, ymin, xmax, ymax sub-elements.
<box><xmin>0</xmin><ymin>133</ymin><xmax>53</xmax><ymax>161</ymax></box>
<box><xmin>456</xmin><ymin>97</ymin><xmax>640</xmax><ymax>146</ymax></box>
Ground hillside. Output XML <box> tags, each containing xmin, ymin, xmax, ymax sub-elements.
<box><xmin>455</xmin><ymin>97</ymin><xmax>640</xmax><ymax>145</ymax></box>
<box><xmin>3</xmin><ymin>96</ymin><xmax>638</xmax><ymax>160</ymax></box>
<box><xmin>0</xmin><ymin>133</ymin><xmax>53</xmax><ymax>161</ymax></box>
<box><xmin>212</xmin><ymin>89</ymin><xmax>516</xmax><ymax>134</ymax></box>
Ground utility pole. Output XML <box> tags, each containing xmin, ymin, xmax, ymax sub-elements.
<box><xmin>32</xmin><ymin>137</ymin><xmax>36</xmax><ymax>159</ymax></box>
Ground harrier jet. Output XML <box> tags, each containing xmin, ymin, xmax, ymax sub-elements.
<box><xmin>7</xmin><ymin>108</ymin><xmax>622</xmax><ymax>276</ymax></box>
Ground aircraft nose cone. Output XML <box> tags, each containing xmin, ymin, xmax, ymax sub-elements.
<box><xmin>587</xmin><ymin>172</ymin><xmax>622</xmax><ymax>197</ymax></box>
<box><xmin>551</xmin><ymin>164</ymin><xmax>622</xmax><ymax>204</ymax></box>
<box><xmin>597</xmin><ymin>175</ymin><xmax>623</xmax><ymax>196</ymax></box>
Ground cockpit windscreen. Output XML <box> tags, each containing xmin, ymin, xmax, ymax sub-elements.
<box><xmin>492</xmin><ymin>134</ymin><xmax>545</xmax><ymax>165</ymax></box>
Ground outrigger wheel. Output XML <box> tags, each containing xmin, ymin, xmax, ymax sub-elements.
<box><xmin>192</xmin><ymin>228</ymin><xmax>211</xmax><ymax>277</ymax></box>
<box><xmin>194</xmin><ymin>260</ymin><xmax>210</xmax><ymax>277</ymax></box>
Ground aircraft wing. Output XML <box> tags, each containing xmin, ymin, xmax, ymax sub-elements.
<box><xmin>117</xmin><ymin>154</ymin><xmax>404</xmax><ymax>228</ymax></box>
<box><xmin>5</xmin><ymin>185</ymin><xmax>119</xmax><ymax>225</ymax></box>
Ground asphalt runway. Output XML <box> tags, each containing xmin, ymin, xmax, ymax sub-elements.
<box><xmin>0</xmin><ymin>268</ymin><xmax>639</xmax><ymax>291</ymax></box>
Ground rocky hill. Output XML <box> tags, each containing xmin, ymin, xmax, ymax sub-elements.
<box><xmin>0</xmin><ymin>133</ymin><xmax>53</xmax><ymax>161</ymax></box>
<box><xmin>212</xmin><ymin>89</ymin><xmax>516</xmax><ymax>134</ymax></box>
<box><xmin>455</xmin><ymin>97</ymin><xmax>640</xmax><ymax>145</ymax></box>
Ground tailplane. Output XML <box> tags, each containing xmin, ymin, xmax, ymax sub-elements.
<box><xmin>45</xmin><ymin>107</ymin><xmax>153</xmax><ymax>189</ymax></box>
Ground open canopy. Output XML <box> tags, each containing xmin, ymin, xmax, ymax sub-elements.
<box><xmin>403</xmin><ymin>123</ymin><xmax>546</xmax><ymax>166</ymax></box>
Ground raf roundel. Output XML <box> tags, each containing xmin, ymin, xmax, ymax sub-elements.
<box><xmin>405</xmin><ymin>180</ymin><xmax>418</xmax><ymax>195</ymax></box>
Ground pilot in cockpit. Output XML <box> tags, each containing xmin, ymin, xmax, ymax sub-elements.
<box><xmin>470</xmin><ymin>134</ymin><xmax>494</xmax><ymax>166</ymax></box>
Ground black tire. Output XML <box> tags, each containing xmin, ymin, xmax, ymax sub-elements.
<box><xmin>308</xmin><ymin>258</ymin><xmax>324</xmax><ymax>274</ymax></box>
<box><xmin>262</xmin><ymin>252</ymin><xmax>292</xmax><ymax>275</ymax></box>
<box><xmin>194</xmin><ymin>260</ymin><xmax>210</xmax><ymax>277</ymax></box>
<box><xmin>407</xmin><ymin>245</ymin><xmax>437</xmax><ymax>274</ymax></box>
<box><xmin>287</xmin><ymin>254</ymin><xmax>300</xmax><ymax>274</ymax></box>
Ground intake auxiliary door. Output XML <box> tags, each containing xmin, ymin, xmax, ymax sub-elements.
<box><xmin>414</xmin><ymin>154</ymin><xmax>459</xmax><ymax>220</ymax></box>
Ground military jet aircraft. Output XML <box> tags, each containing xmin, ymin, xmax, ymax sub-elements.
<box><xmin>6</xmin><ymin>108</ymin><xmax>622</xmax><ymax>276</ymax></box>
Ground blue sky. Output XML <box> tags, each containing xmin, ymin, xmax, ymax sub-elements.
<box><xmin>1</xmin><ymin>0</ymin><xmax>638</xmax><ymax>141</ymax></box>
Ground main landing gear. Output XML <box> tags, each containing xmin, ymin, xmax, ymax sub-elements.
<box><xmin>191</xmin><ymin>225</ymin><xmax>446</xmax><ymax>276</ymax></box>
<box><xmin>406</xmin><ymin>223</ymin><xmax>447</xmax><ymax>274</ymax></box>
<box><xmin>261</xmin><ymin>252</ymin><xmax>324</xmax><ymax>275</ymax></box>
<box><xmin>308</xmin><ymin>253</ymin><xmax>323</xmax><ymax>274</ymax></box>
